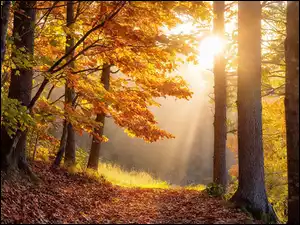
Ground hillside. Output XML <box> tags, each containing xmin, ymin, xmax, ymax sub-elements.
<box><xmin>1</xmin><ymin>161</ymin><xmax>260</xmax><ymax>224</ymax></box>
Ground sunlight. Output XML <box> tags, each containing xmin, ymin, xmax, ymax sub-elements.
<box><xmin>200</xmin><ymin>36</ymin><xmax>225</xmax><ymax>55</ymax></box>
<box><xmin>166</xmin><ymin>20</ymin><xmax>227</xmax><ymax>70</ymax></box>
<box><xmin>198</xmin><ymin>35</ymin><xmax>226</xmax><ymax>70</ymax></box>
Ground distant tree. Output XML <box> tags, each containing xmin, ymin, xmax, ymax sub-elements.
<box><xmin>87</xmin><ymin>64</ymin><xmax>110</xmax><ymax>170</ymax></box>
<box><xmin>52</xmin><ymin>1</ymin><xmax>76</xmax><ymax>168</ymax></box>
<box><xmin>212</xmin><ymin>1</ymin><xmax>227</xmax><ymax>188</ymax></box>
<box><xmin>230</xmin><ymin>1</ymin><xmax>277</xmax><ymax>221</ymax></box>
<box><xmin>1</xmin><ymin>1</ymin><xmax>36</xmax><ymax>175</ymax></box>
<box><xmin>63</xmin><ymin>0</ymin><xmax>76</xmax><ymax>167</ymax></box>
<box><xmin>284</xmin><ymin>1</ymin><xmax>299</xmax><ymax>224</ymax></box>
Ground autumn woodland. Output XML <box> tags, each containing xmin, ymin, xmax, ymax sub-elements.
<box><xmin>0</xmin><ymin>1</ymin><xmax>299</xmax><ymax>224</ymax></box>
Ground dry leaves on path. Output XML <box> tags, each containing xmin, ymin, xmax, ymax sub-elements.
<box><xmin>1</xmin><ymin>161</ymin><xmax>260</xmax><ymax>224</ymax></box>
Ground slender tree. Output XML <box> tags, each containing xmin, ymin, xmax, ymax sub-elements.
<box><xmin>285</xmin><ymin>1</ymin><xmax>299</xmax><ymax>224</ymax></box>
<box><xmin>1</xmin><ymin>0</ymin><xmax>11</xmax><ymax>70</ymax></box>
<box><xmin>213</xmin><ymin>1</ymin><xmax>227</xmax><ymax>188</ymax></box>
<box><xmin>0</xmin><ymin>1</ymin><xmax>36</xmax><ymax>174</ymax></box>
<box><xmin>230</xmin><ymin>1</ymin><xmax>277</xmax><ymax>221</ymax></box>
<box><xmin>52</xmin><ymin>1</ymin><xmax>76</xmax><ymax>167</ymax></box>
<box><xmin>52</xmin><ymin>120</ymin><xmax>69</xmax><ymax>168</ymax></box>
<box><xmin>63</xmin><ymin>0</ymin><xmax>76</xmax><ymax>167</ymax></box>
<box><xmin>87</xmin><ymin>64</ymin><xmax>110</xmax><ymax>170</ymax></box>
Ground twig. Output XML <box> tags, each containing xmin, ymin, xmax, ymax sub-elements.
<box><xmin>50</xmin><ymin>94</ymin><xmax>65</xmax><ymax>105</ymax></box>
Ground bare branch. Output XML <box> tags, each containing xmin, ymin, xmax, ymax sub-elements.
<box><xmin>110</xmin><ymin>69</ymin><xmax>120</xmax><ymax>74</ymax></box>
<box><xmin>227</xmin><ymin>129</ymin><xmax>237</xmax><ymax>134</ymax></box>
<box><xmin>47</xmin><ymin>84</ymin><xmax>56</xmax><ymax>99</ymax></box>
<box><xmin>72</xmin><ymin>64</ymin><xmax>111</xmax><ymax>74</ymax></box>
<box><xmin>50</xmin><ymin>94</ymin><xmax>65</xmax><ymax>105</ymax></box>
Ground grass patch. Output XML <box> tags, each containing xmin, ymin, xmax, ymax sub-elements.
<box><xmin>96</xmin><ymin>162</ymin><xmax>170</xmax><ymax>189</ymax></box>
<box><xmin>185</xmin><ymin>184</ymin><xmax>206</xmax><ymax>191</ymax></box>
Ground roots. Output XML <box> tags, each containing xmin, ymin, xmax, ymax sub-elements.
<box><xmin>1</xmin><ymin>157</ymin><xmax>40</xmax><ymax>185</ymax></box>
<box><xmin>230</xmin><ymin>191</ymin><xmax>278</xmax><ymax>223</ymax></box>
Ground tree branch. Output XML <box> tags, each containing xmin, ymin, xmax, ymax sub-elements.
<box><xmin>50</xmin><ymin>94</ymin><xmax>65</xmax><ymax>105</ymax></box>
<box><xmin>27</xmin><ymin>1</ymin><xmax>126</xmax><ymax>110</ymax></box>
<box><xmin>47</xmin><ymin>84</ymin><xmax>56</xmax><ymax>99</ymax></box>
<box><xmin>48</xmin><ymin>1</ymin><xmax>126</xmax><ymax>74</ymax></box>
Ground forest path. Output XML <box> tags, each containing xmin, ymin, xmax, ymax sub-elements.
<box><xmin>1</xmin><ymin>161</ymin><xmax>258</xmax><ymax>224</ymax></box>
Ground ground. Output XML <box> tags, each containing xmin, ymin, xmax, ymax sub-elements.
<box><xmin>1</xmin><ymin>161</ymin><xmax>261</xmax><ymax>224</ymax></box>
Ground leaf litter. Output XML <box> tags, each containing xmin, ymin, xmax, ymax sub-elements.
<box><xmin>1</xmin><ymin>161</ymin><xmax>261</xmax><ymax>224</ymax></box>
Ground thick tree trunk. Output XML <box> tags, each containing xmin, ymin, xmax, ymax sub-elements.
<box><xmin>0</xmin><ymin>1</ymin><xmax>36</xmax><ymax>175</ymax></box>
<box><xmin>213</xmin><ymin>1</ymin><xmax>227</xmax><ymax>188</ymax></box>
<box><xmin>230</xmin><ymin>1</ymin><xmax>277</xmax><ymax>221</ymax></box>
<box><xmin>1</xmin><ymin>0</ymin><xmax>11</xmax><ymax>69</ymax></box>
<box><xmin>87</xmin><ymin>64</ymin><xmax>110</xmax><ymax>170</ymax></box>
<box><xmin>60</xmin><ymin>0</ymin><xmax>76</xmax><ymax>167</ymax></box>
<box><xmin>285</xmin><ymin>2</ymin><xmax>299</xmax><ymax>224</ymax></box>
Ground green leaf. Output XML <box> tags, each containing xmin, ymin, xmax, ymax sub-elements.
<box><xmin>50</xmin><ymin>39</ymin><xmax>59</xmax><ymax>47</ymax></box>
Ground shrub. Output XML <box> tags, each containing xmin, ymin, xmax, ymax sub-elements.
<box><xmin>205</xmin><ymin>182</ymin><xmax>225</xmax><ymax>197</ymax></box>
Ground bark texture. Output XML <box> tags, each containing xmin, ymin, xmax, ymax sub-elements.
<box><xmin>87</xmin><ymin>64</ymin><xmax>110</xmax><ymax>170</ymax></box>
<box><xmin>1</xmin><ymin>1</ymin><xmax>36</xmax><ymax>173</ymax></box>
<box><xmin>285</xmin><ymin>2</ymin><xmax>299</xmax><ymax>224</ymax></box>
<box><xmin>213</xmin><ymin>1</ymin><xmax>227</xmax><ymax>188</ymax></box>
<box><xmin>1</xmin><ymin>0</ymin><xmax>11</xmax><ymax>68</ymax></box>
<box><xmin>52</xmin><ymin>120</ymin><xmax>69</xmax><ymax>168</ymax></box>
<box><xmin>230</xmin><ymin>1</ymin><xmax>277</xmax><ymax>221</ymax></box>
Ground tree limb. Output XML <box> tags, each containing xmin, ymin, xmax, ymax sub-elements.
<box><xmin>27</xmin><ymin>1</ymin><xmax>126</xmax><ymax>111</ymax></box>
<box><xmin>50</xmin><ymin>94</ymin><xmax>65</xmax><ymax>105</ymax></box>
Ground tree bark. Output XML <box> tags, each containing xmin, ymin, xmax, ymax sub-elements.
<box><xmin>230</xmin><ymin>1</ymin><xmax>277</xmax><ymax>221</ymax></box>
<box><xmin>0</xmin><ymin>1</ymin><xmax>36</xmax><ymax>175</ymax></box>
<box><xmin>213</xmin><ymin>1</ymin><xmax>227</xmax><ymax>188</ymax></box>
<box><xmin>60</xmin><ymin>0</ymin><xmax>76</xmax><ymax>167</ymax></box>
<box><xmin>32</xmin><ymin>131</ymin><xmax>39</xmax><ymax>161</ymax></box>
<box><xmin>87</xmin><ymin>64</ymin><xmax>110</xmax><ymax>170</ymax></box>
<box><xmin>1</xmin><ymin>0</ymin><xmax>11</xmax><ymax>69</ymax></box>
<box><xmin>64</xmin><ymin>122</ymin><xmax>76</xmax><ymax>166</ymax></box>
<box><xmin>52</xmin><ymin>120</ymin><xmax>69</xmax><ymax>168</ymax></box>
<box><xmin>285</xmin><ymin>2</ymin><xmax>299</xmax><ymax>224</ymax></box>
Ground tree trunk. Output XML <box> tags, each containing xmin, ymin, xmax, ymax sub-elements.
<box><xmin>52</xmin><ymin>120</ymin><xmax>69</xmax><ymax>168</ymax></box>
<box><xmin>32</xmin><ymin>132</ymin><xmax>39</xmax><ymax>161</ymax></box>
<box><xmin>61</xmin><ymin>0</ymin><xmax>76</xmax><ymax>167</ymax></box>
<box><xmin>230</xmin><ymin>1</ymin><xmax>277</xmax><ymax>221</ymax></box>
<box><xmin>1</xmin><ymin>0</ymin><xmax>11</xmax><ymax>69</ymax></box>
<box><xmin>87</xmin><ymin>64</ymin><xmax>110</xmax><ymax>170</ymax></box>
<box><xmin>0</xmin><ymin>1</ymin><xmax>36</xmax><ymax>176</ymax></box>
<box><xmin>285</xmin><ymin>2</ymin><xmax>299</xmax><ymax>224</ymax></box>
<box><xmin>64</xmin><ymin>122</ymin><xmax>76</xmax><ymax>166</ymax></box>
<box><xmin>213</xmin><ymin>1</ymin><xmax>227</xmax><ymax>188</ymax></box>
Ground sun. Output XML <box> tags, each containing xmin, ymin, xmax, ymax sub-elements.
<box><xmin>198</xmin><ymin>35</ymin><xmax>226</xmax><ymax>70</ymax></box>
<box><xmin>200</xmin><ymin>36</ymin><xmax>225</xmax><ymax>56</ymax></box>
<box><xmin>166</xmin><ymin>22</ymin><xmax>226</xmax><ymax>70</ymax></box>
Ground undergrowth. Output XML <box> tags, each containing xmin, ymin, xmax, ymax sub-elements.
<box><xmin>28</xmin><ymin>146</ymin><xmax>171</xmax><ymax>189</ymax></box>
<box><xmin>27</xmin><ymin>146</ymin><xmax>208</xmax><ymax>190</ymax></box>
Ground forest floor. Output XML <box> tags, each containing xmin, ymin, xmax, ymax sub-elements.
<box><xmin>1</xmin><ymin>161</ymin><xmax>261</xmax><ymax>224</ymax></box>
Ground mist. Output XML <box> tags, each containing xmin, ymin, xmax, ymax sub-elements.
<box><xmin>40</xmin><ymin>62</ymin><xmax>235</xmax><ymax>186</ymax></box>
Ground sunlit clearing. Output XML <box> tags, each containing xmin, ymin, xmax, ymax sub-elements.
<box><xmin>198</xmin><ymin>35</ymin><xmax>226</xmax><ymax>70</ymax></box>
<box><xmin>185</xmin><ymin>184</ymin><xmax>206</xmax><ymax>191</ymax></box>
<box><xmin>95</xmin><ymin>161</ymin><xmax>170</xmax><ymax>189</ymax></box>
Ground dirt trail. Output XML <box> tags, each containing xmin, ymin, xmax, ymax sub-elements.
<box><xmin>1</xmin><ymin>161</ymin><xmax>258</xmax><ymax>224</ymax></box>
